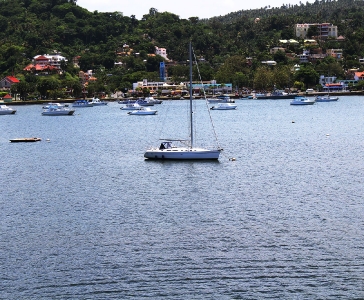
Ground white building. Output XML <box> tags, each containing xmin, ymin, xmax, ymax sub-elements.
<box><xmin>155</xmin><ymin>46</ymin><xmax>168</xmax><ymax>60</ymax></box>
<box><xmin>295</xmin><ymin>23</ymin><xmax>338</xmax><ymax>39</ymax></box>
<box><xmin>33</xmin><ymin>51</ymin><xmax>67</xmax><ymax>70</ymax></box>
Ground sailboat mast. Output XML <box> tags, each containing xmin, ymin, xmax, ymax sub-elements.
<box><xmin>189</xmin><ymin>41</ymin><xmax>194</xmax><ymax>148</ymax></box>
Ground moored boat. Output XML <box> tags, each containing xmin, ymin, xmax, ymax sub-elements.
<box><xmin>0</xmin><ymin>104</ymin><xmax>16</xmax><ymax>115</ymax></box>
<box><xmin>42</xmin><ymin>105</ymin><xmax>75</xmax><ymax>115</ymax></box>
<box><xmin>72</xmin><ymin>99</ymin><xmax>94</xmax><ymax>107</ymax></box>
<box><xmin>207</xmin><ymin>94</ymin><xmax>234</xmax><ymax>103</ymax></box>
<box><xmin>127</xmin><ymin>107</ymin><xmax>157</xmax><ymax>115</ymax></box>
<box><xmin>315</xmin><ymin>95</ymin><xmax>339</xmax><ymax>102</ymax></box>
<box><xmin>210</xmin><ymin>103</ymin><xmax>237</xmax><ymax>110</ymax></box>
<box><xmin>144</xmin><ymin>42</ymin><xmax>222</xmax><ymax>160</ymax></box>
<box><xmin>120</xmin><ymin>103</ymin><xmax>143</xmax><ymax>110</ymax></box>
<box><xmin>255</xmin><ymin>90</ymin><xmax>298</xmax><ymax>99</ymax></box>
<box><xmin>9</xmin><ymin>137</ymin><xmax>41</xmax><ymax>142</ymax></box>
<box><xmin>42</xmin><ymin>102</ymin><xmax>68</xmax><ymax>109</ymax></box>
<box><xmin>144</xmin><ymin>96</ymin><xmax>163</xmax><ymax>104</ymax></box>
<box><xmin>89</xmin><ymin>97</ymin><xmax>108</xmax><ymax>105</ymax></box>
<box><xmin>290</xmin><ymin>96</ymin><xmax>315</xmax><ymax>105</ymax></box>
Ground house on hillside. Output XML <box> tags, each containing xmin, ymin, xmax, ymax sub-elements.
<box><xmin>155</xmin><ymin>46</ymin><xmax>168</xmax><ymax>60</ymax></box>
<box><xmin>0</xmin><ymin>76</ymin><xmax>20</xmax><ymax>89</ymax></box>
<box><xmin>354</xmin><ymin>71</ymin><xmax>364</xmax><ymax>81</ymax></box>
<box><xmin>295</xmin><ymin>23</ymin><xmax>338</xmax><ymax>39</ymax></box>
<box><xmin>23</xmin><ymin>51</ymin><xmax>67</xmax><ymax>74</ymax></box>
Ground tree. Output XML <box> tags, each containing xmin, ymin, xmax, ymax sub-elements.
<box><xmin>37</xmin><ymin>77</ymin><xmax>61</xmax><ymax>99</ymax></box>
<box><xmin>294</xmin><ymin>64</ymin><xmax>319</xmax><ymax>88</ymax></box>
<box><xmin>11</xmin><ymin>81</ymin><xmax>35</xmax><ymax>101</ymax></box>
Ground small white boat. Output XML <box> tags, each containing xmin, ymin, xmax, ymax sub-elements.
<box><xmin>0</xmin><ymin>104</ymin><xmax>16</xmax><ymax>115</ymax></box>
<box><xmin>127</xmin><ymin>107</ymin><xmax>157</xmax><ymax>115</ymax></box>
<box><xmin>42</xmin><ymin>105</ymin><xmax>75</xmax><ymax>116</ymax></box>
<box><xmin>210</xmin><ymin>103</ymin><xmax>237</xmax><ymax>110</ymax></box>
<box><xmin>89</xmin><ymin>97</ymin><xmax>108</xmax><ymax>105</ymax></box>
<box><xmin>120</xmin><ymin>103</ymin><xmax>143</xmax><ymax>110</ymax></box>
<box><xmin>315</xmin><ymin>95</ymin><xmax>339</xmax><ymax>102</ymax></box>
<box><xmin>290</xmin><ymin>96</ymin><xmax>315</xmax><ymax>105</ymax></box>
<box><xmin>42</xmin><ymin>102</ymin><xmax>68</xmax><ymax>109</ymax></box>
<box><xmin>72</xmin><ymin>99</ymin><xmax>94</xmax><ymax>107</ymax></box>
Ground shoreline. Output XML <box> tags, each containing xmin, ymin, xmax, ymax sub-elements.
<box><xmin>1</xmin><ymin>91</ymin><xmax>361</xmax><ymax>105</ymax></box>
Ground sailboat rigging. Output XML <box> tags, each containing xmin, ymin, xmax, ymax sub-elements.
<box><xmin>144</xmin><ymin>41</ymin><xmax>222</xmax><ymax>160</ymax></box>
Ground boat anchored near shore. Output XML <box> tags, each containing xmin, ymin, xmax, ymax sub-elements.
<box><xmin>9</xmin><ymin>137</ymin><xmax>42</xmax><ymax>143</ymax></box>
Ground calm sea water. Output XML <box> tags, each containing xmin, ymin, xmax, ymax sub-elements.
<box><xmin>1</xmin><ymin>97</ymin><xmax>364</xmax><ymax>299</ymax></box>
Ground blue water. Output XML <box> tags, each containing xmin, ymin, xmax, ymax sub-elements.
<box><xmin>1</xmin><ymin>97</ymin><xmax>364</xmax><ymax>299</ymax></box>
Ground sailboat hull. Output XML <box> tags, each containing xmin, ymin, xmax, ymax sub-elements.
<box><xmin>144</xmin><ymin>148</ymin><xmax>221</xmax><ymax>160</ymax></box>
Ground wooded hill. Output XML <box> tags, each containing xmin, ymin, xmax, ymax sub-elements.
<box><xmin>1</xmin><ymin>0</ymin><xmax>364</xmax><ymax>98</ymax></box>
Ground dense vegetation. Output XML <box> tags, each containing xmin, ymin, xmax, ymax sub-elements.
<box><xmin>2</xmin><ymin>0</ymin><xmax>364</xmax><ymax>98</ymax></box>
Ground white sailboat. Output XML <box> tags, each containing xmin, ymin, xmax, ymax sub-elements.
<box><xmin>144</xmin><ymin>42</ymin><xmax>222</xmax><ymax>160</ymax></box>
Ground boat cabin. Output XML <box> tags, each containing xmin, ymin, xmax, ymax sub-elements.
<box><xmin>159</xmin><ymin>141</ymin><xmax>172</xmax><ymax>149</ymax></box>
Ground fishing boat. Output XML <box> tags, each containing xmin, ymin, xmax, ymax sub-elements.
<box><xmin>144</xmin><ymin>42</ymin><xmax>222</xmax><ymax>160</ymax></box>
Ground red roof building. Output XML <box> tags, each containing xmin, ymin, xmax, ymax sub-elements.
<box><xmin>0</xmin><ymin>76</ymin><xmax>20</xmax><ymax>89</ymax></box>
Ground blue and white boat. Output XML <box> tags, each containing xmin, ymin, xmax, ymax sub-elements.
<box><xmin>72</xmin><ymin>99</ymin><xmax>94</xmax><ymax>107</ymax></box>
<box><xmin>135</xmin><ymin>98</ymin><xmax>154</xmax><ymax>106</ymax></box>
<box><xmin>89</xmin><ymin>97</ymin><xmax>108</xmax><ymax>105</ymax></box>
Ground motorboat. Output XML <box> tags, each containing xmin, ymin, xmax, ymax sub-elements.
<box><xmin>144</xmin><ymin>42</ymin><xmax>222</xmax><ymax>160</ymax></box>
<box><xmin>118</xmin><ymin>99</ymin><xmax>136</xmax><ymax>104</ymax></box>
<box><xmin>145</xmin><ymin>96</ymin><xmax>163</xmax><ymax>104</ymax></box>
<box><xmin>42</xmin><ymin>105</ymin><xmax>75</xmax><ymax>115</ymax></box>
<box><xmin>315</xmin><ymin>95</ymin><xmax>339</xmax><ymax>102</ymax></box>
<box><xmin>120</xmin><ymin>103</ymin><xmax>143</xmax><ymax>110</ymax></box>
<box><xmin>290</xmin><ymin>96</ymin><xmax>315</xmax><ymax>105</ymax></box>
<box><xmin>127</xmin><ymin>107</ymin><xmax>157</xmax><ymax>115</ymax></box>
<box><xmin>72</xmin><ymin>99</ymin><xmax>94</xmax><ymax>107</ymax></box>
<box><xmin>42</xmin><ymin>102</ymin><xmax>68</xmax><ymax>109</ymax></box>
<box><xmin>255</xmin><ymin>90</ymin><xmax>298</xmax><ymax>99</ymax></box>
<box><xmin>207</xmin><ymin>94</ymin><xmax>234</xmax><ymax>103</ymax></box>
<box><xmin>210</xmin><ymin>103</ymin><xmax>237</xmax><ymax>110</ymax></box>
<box><xmin>0</xmin><ymin>104</ymin><xmax>16</xmax><ymax>115</ymax></box>
<box><xmin>89</xmin><ymin>97</ymin><xmax>108</xmax><ymax>105</ymax></box>
<box><xmin>135</xmin><ymin>98</ymin><xmax>155</xmax><ymax>106</ymax></box>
